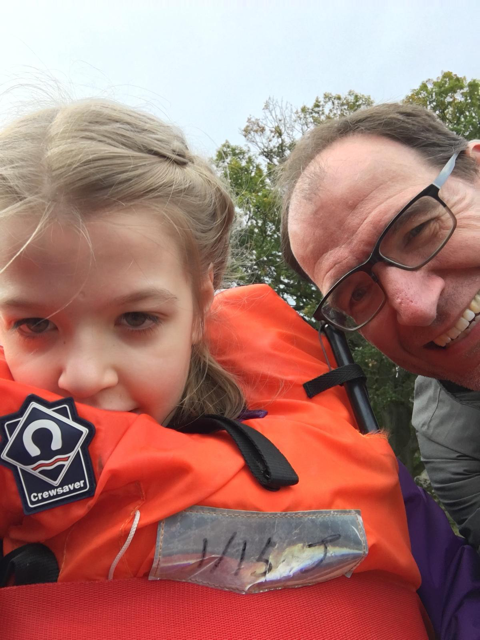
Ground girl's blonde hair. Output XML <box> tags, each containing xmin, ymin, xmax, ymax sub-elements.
<box><xmin>0</xmin><ymin>99</ymin><xmax>245</xmax><ymax>426</ymax></box>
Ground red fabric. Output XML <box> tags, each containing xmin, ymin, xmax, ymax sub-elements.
<box><xmin>1</xmin><ymin>573</ymin><xmax>432</xmax><ymax>640</ymax></box>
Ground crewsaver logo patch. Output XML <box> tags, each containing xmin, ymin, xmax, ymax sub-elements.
<box><xmin>0</xmin><ymin>395</ymin><xmax>96</xmax><ymax>515</ymax></box>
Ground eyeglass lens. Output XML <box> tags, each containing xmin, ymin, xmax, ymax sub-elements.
<box><xmin>323</xmin><ymin>197</ymin><xmax>455</xmax><ymax>329</ymax></box>
<box><xmin>379</xmin><ymin>196</ymin><xmax>454</xmax><ymax>267</ymax></box>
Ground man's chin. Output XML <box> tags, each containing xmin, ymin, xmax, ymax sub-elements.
<box><xmin>429</xmin><ymin>369</ymin><xmax>480</xmax><ymax>391</ymax></box>
<box><xmin>371</xmin><ymin>335</ymin><xmax>480</xmax><ymax>391</ymax></box>
<box><xmin>396</xmin><ymin>357</ymin><xmax>480</xmax><ymax>391</ymax></box>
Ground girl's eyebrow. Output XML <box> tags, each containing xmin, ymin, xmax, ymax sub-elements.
<box><xmin>0</xmin><ymin>296</ymin><xmax>47</xmax><ymax>310</ymax></box>
<box><xmin>112</xmin><ymin>288</ymin><xmax>179</xmax><ymax>306</ymax></box>
<box><xmin>0</xmin><ymin>287</ymin><xmax>179</xmax><ymax>310</ymax></box>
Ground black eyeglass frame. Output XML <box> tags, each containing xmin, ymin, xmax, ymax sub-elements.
<box><xmin>314</xmin><ymin>151</ymin><xmax>460</xmax><ymax>331</ymax></box>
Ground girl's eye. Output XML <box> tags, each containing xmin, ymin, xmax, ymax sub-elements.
<box><xmin>119</xmin><ymin>312</ymin><xmax>161</xmax><ymax>331</ymax></box>
<box><xmin>13</xmin><ymin>318</ymin><xmax>55</xmax><ymax>335</ymax></box>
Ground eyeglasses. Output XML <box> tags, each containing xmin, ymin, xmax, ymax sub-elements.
<box><xmin>314</xmin><ymin>151</ymin><xmax>460</xmax><ymax>331</ymax></box>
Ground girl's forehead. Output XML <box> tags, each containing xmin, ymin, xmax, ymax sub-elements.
<box><xmin>0</xmin><ymin>209</ymin><xmax>177</xmax><ymax>266</ymax></box>
<box><xmin>0</xmin><ymin>210</ymin><xmax>186</xmax><ymax>300</ymax></box>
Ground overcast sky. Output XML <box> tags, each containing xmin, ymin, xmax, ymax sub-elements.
<box><xmin>0</xmin><ymin>1</ymin><xmax>478</xmax><ymax>155</ymax></box>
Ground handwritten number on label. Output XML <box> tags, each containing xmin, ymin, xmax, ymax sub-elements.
<box><xmin>211</xmin><ymin>532</ymin><xmax>237</xmax><ymax>571</ymax></box>
<box><xmin>199</xmin><ymin>538</ymin><xmax>208</xmax><ymax>567</ymax></box>
<box><xmin>252</xmin><ymin>537</ymin><xmax>276</xmax><ymax>577</ymax></box>
<box><xmin>234</xmin><ymin>540</ymin><xmax>247</xmax><ymax>576</ymax></box>
<box><xmin>301</xmin><ymin>534</ymin><xmax>341</xmax><ymax>574</ymax></box>
<box><xmin>201</xmin><ymin>532</ymin><xmax>340</xmax><ymax>578</ymax></box>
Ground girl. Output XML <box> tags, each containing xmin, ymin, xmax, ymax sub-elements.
<box><xmin>0</xmin><ymin>100</ymin><xmax>245</xmax><ymax>429</ymax></box>
<box><xmin>0</xmin><ymin>100</ymin><xmax>298</xmax><ymax>588</ymax></box>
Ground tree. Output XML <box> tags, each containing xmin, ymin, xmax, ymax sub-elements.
<box><xmin>241</xmin><ymin>92</ymin><xmax>374</xmax><ymax>167</ymax></box>
<box><xmin>215</xmin><ymin>74</ymin><xmax>480</xmax><ymax>476</ymax></box>
<box><xmin>215</xmin><ymin>92</ymin><xmax>373</xmax><ymax>318</ymax></box>
<box><xmin>405</xmin><ymin>71</ymin><xmax>480</xmax><ymax>139</ymax></box>
<box><xmin>215</xmin><ymin>140</ymin><xmax>318</xmax><ymax>314</ymax></box>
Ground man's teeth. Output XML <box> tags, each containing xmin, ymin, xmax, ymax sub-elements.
<box><xmin>434</xmin><ymin>295</ymin><xmax>480</xmax><ymax>347</ymax></box>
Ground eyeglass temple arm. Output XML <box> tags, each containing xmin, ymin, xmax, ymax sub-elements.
<box><xmin>433</xmin><ymin>151</ymin><xmax>460</xmax><ymax>188</ymax></box>
<box><xmin>322</xmin><ymin>323</ymin><xmax>379</xmax><ymax>434</ymax></box>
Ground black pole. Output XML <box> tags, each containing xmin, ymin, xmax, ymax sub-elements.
<box><xmin>322</xmin><ymin>323</ymin><xmax>379</xmax><ymax>434</ymax></box>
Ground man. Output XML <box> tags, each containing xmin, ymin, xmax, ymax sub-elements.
<box><xmin>279</xmin><ymin>103</ymin><xmax>480</xmax><ymax>548</ymax></box>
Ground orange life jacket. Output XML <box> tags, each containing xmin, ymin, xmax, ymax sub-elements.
<box><xmin>0</xmin><ymin>284</ymin><xmax>430</xmax><ymax>638</ymax></box>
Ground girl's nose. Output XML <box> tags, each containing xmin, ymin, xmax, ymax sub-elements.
<box><xmin>57</xmin><ymin>345</ymin><xmax>118</xmax><ymax>401</ymax></box>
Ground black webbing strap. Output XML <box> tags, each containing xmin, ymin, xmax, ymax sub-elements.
<box><xmin>180</xmin><ymin>415</ymin><xmax>299</xmax><ymax>491</ymax></box>
<box><xmin>0</xmin><ymin>543</ymin><xmax>59</xmax><ymax>587</ymax></box>
<box><xmin>304</xmin><ymin>363</ymin><xmax>366</xmax><ymax>398</ymax></box>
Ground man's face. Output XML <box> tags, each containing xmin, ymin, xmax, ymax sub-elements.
<box><xmin>288</xmin><ymin>134</ymin><xmax>480</xmax><ymax>389</ymax></box>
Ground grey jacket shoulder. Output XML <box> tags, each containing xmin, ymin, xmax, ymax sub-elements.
<box><xmin>413</xmin><ymin>376</ymin><xmax>480</xmax><ymax>452</ymax></box>
<box><xmin>412</xmin><ymin>376</ymin><xmax>480</xmax><ymax>549</ymax></box>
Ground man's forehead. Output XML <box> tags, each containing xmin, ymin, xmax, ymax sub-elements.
<box><xmin>288</xmin><ymin>135</ymin><xmax>433</xmax><ymax>285</ymax></box>
<box><xmin>290</xmin><ymin>135</ymin><xmax>425</xmax><ymax>215</ymax></box>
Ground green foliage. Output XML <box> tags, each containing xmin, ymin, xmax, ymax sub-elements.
<box><xmin>346</xmin><ymin>334</ymin><xmax>415</xmax><ymax>414</ymax></box>
<box><xmin>215</xmin><ymin>73</ymin><xmax>480</xmax><ymax>475</ymax></box>
<box><xmin>215</xmin><ymin>140</ymin><xmax>318</xmax><ymax>314</ymax></box>
<box><xmin>348</xmin><ymin>332</ymin><xmax>421</xmax><ymax>475</ymax></box>
<box><xmin>405</xmin><ymin>71</ymin><xmax>480</xmax><ymax>138</ymax></box>
<box><xmin>241</xmin><ymin>92</ymin><xmax>374</xmax><ymax>168</ymax></box>
<box><xmin>215</xmin><ymin>92</ymin><xmax>373</xmax><ymax>316</ymax></box>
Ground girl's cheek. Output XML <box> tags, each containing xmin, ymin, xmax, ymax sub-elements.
<box><xmin>3</xmin><ymin>348</ymin><xmax>51</xmax><ymax>387</ymax></box>
<box><xmin>0</xmin><ymin>322</ymin><xmax>9</xmax><ymax>347</ymax></box>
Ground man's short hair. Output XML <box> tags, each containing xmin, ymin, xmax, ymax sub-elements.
<box><xmin>278</xmin><ymin>102</ymin><xmax>477</xmax><ymax>280</ymax></box>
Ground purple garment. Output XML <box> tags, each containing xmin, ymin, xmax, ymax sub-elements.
<box><xmin>399</xmin><ymin>461</ymin><xmax>480</xmax><ymax>639</ymax></box>
<box><xmin>237</xmin><ymin>409</ymin><xmax>268</xmax><ymax>420</ymax></box>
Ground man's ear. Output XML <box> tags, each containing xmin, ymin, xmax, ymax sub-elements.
<box><xmin>466</xmin><ymin>140</ymin><xmax>480</xmax><ymax>166</ymax></box>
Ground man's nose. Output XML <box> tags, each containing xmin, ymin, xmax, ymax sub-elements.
<box><xmin>57</xmin><ymin>341</ymin><xmax>118</xmax><ymax>400</ymax></box>
<box><xmin>375</xmin><ymin>264</ymin><xmax>445</xmax><ymax>326</ymax></box>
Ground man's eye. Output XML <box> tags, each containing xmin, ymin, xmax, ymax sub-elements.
<box><xmin>13</xmin><ymin>318</ymin><xmax>54</xmax><ymax>335</ymax></box>
<box><xmin>351</xmin><ymin>287</ymin><xmax>367</xmax><ymax>303</ymax></box>
<box><xmin>403</xmin><ymin>216</ymin><xmax>442</xmax><ymax>247</ymax></box>
<box><xmin>407</xmin><ymin>220</ymin><xmax>430</xmax><ymax>240</ymax></box>
<box><xmin>119</xmin><ymin>312</ymin><xmax>160</xmax><ymax>330</ymax></box>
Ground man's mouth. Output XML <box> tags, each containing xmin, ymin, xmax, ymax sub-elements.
<box><xmin>433</xmin><ymin>293</ymin><xmax>480</xmax><ymax>347</ymax></box>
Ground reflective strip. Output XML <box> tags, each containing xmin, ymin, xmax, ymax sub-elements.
<box><xmin>149</xmin><ymin>507</ymin><xmax>368</xmax><ymax>594</ymax></box>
